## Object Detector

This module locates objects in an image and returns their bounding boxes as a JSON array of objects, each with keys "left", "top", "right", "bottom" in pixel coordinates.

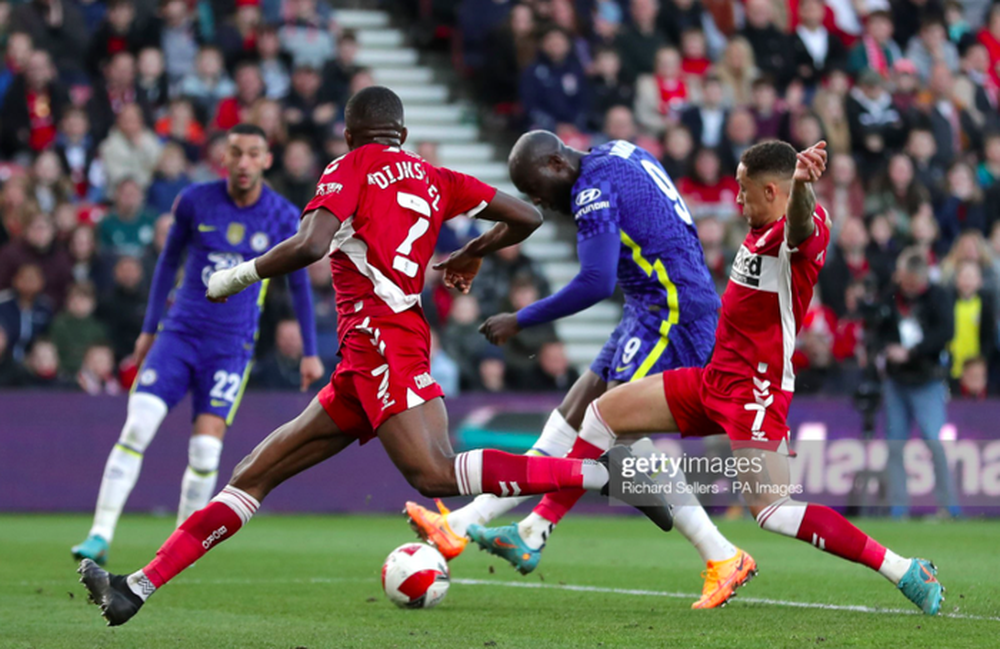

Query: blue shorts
[
  {"left": 133, "top": 329, "right": 255, "bottom": 424},
  {"left": 590, "top": 307, "right": 717, "bottom": 384}
]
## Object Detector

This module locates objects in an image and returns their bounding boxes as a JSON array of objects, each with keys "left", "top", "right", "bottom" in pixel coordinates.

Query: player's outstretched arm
[
  {"left": 434, "top": 191, "right": 542, "bottom": 294},
  {"left": 207, "top": 208, "right": 341, "bottom": 301},
  {"left": 786, "top": 141, "right": 827, "bottom": 248}
]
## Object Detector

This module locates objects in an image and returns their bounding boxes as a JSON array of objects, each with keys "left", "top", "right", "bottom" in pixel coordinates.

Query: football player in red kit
[
  {"left": 515, "top": 139, "right": 946, "bottom": 616},
  {"left": 76, "top": 86, "right": 673, "bottom": 626}
]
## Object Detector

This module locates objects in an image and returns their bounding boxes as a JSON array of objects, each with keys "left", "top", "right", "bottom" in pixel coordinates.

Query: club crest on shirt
[
  {"left": 226, "top": 223, "right": 246, "bottom": 246},
  {"left": 251, "top": 232, "right": 269, "bottom": 252},
  {"left": 139, "top": 369, "right": 157, "bottom": 386}
]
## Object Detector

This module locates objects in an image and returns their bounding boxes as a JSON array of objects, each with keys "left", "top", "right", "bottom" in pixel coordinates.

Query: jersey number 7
[{"left": 393, "top": 191, "right": 433, "bottom": 278}]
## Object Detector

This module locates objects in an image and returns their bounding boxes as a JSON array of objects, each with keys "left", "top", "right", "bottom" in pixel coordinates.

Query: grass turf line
[{"left": 1, "top": 514, "right": 997, "bottom": 648}]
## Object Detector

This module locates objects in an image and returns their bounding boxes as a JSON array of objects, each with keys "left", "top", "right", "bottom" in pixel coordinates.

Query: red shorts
[
  {"left": 662, "top": 366, "right": 792, "bottom": 453},
  {"left": 318, "top": 309, "right": 444, "bottom": 444}
]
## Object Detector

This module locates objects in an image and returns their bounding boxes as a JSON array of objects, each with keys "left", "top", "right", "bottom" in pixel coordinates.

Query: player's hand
[
  {"left": 134, "top": 333, "right": 156, "bottom": 368},
  {"left": 206, "top": 269, "right": 235, "bottom": 303},
  {"left": 479, "top": 312, "right": 520, "bottom": 345},
  {"left": 207, "top": 261, "right": 259, "bottom": 302},
  {"left": 433, "top": 247, "right": 483, "bottom": 294},
  {"left": 299, "top": 355, "right": 324, "bottom": 392},
  {"left": 794, "top": 141, "right": 828, "bottom": 183}
]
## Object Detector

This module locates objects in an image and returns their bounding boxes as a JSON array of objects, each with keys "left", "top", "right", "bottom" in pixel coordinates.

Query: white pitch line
[{"left": 452, "top": 578, "right": 1000, "bottom": 623}]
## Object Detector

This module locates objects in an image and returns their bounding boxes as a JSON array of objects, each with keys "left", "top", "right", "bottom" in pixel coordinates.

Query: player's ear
[
  {"left": 344, "top": 128, "right": 354, "bottom": 150},
  {"left": 263, "top": 151, "right": 273, "bottom": 171},
  {"left": 399, "top": 127, "right": 408, "bottom": 146}
]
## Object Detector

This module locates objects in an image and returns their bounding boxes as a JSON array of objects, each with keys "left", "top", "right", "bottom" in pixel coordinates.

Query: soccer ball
[{"left": 381, "top": 543, "right": 450, "bottom": 609}]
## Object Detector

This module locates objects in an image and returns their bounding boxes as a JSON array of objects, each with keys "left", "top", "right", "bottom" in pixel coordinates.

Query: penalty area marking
[{"left": 452, "top": 578, "right": 1000, "bottom": 623}]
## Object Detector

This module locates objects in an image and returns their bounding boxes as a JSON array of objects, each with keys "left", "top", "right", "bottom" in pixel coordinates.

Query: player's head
[
  {"left": 736, "top": 140, "right": 797, "bottom": 228},
  {"left": 225, "top": 123, "right": 272, "bottom": 194},
  {"left": 344, "top": 86, "right": 406, "bottom": 149},
  {"left": 508, "top": 130, "right": 581, "bottom": 215}
]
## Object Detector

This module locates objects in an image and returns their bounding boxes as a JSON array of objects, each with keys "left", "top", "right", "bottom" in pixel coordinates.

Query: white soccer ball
[{"left": 381, "top": 543, "right": 450, "bottom": 609}]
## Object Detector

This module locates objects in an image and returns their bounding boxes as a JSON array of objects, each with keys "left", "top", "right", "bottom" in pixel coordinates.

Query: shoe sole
[
  {"left": 404, "top": 507, "right": 465, "bottom": 561},
  {"left": 693, "top": 560, "right": 760, "bottom": 610},
  {"left": 470, "top": 533, "right": 538, "bottom": 575},
  {"left": 77, "top": 559, "right": 116, "bottom": 626}
]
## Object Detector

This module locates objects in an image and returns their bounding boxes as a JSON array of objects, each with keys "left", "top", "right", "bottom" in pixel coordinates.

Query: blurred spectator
[
  {"left": 976, "top": 5, "right": 1000, "bottom": 76},
  {"left": 680, "top": 74, "right": 727, "bottom": 148},
  {"left": 155, "top": 98, "right": 207, "bottom": 161},
  {"left": 792, "top": 0, "right": 848, "bottom": 90},
  {"left": 679, "top": 27, "right": 711, "bottom": 80},
  {"left": 715, "top": 36, "right": 758, "bottom": 106},
  {"left": 100, "top": 103, "right": 163, "bottom": 191},
  {"left": 521, "top": 27, "right": 589, "bottom": 132},
  {"left": 958, "top": 356, "right": 989, "bottom": 399},
  {"left": 936, "top": 162, "right": 987, "bottom": 251},
  {"left": 905, "top": 127, "right": 946, "bottom": 203},
  {"left": 99, "top": 177, "right": 157, "bottom": 257},
  {"left": 252, "top": 318, "right": 307, "bottom": 390},
  {"left": 218, "top": 0, "right": 261, "bottom": 69},
  {"left": 635, "top": 46, "right": 687, "bottom": 136},
  {"left": 659, "top": 0, "right": 721, "bottom": 52},
  {"left": 77, "top": 343, "right": 122, "bottom": 394},
  {"left": 503, "top": 276, "right": 558, "bottom": 383},
  {"left": 88, "top": 50, "right": 138, "bottom": 142},
  {"left": 749, "top": 76, "right": 786, "bottom": 140},
  {"left": 520, "top": 340, "right": 579, "bottom": 391},
  {"left": 10, "top": 0, "right": 88, "bottom": 79},
  {"left": 483, "top": 4, "right": 534, "bottom": 108},
  {"left": 944, "top": 1, "right": 972, "bottom": 43},
  {"left": 54, "top": 108, "right": 101, "bottom": 201},
  {"left": 589, "top": 47, "right": 634, "bottom": 131},
  {"left": 21, "top": 337, "right": 65, "bottom": 388},
  {"left": 146, "top": 143, "right": 192, "bottom": 215},
  {"left": 475, "top": 346, "right": 507, "bottom": 393},
  {"left": 457, "top": 0, "right": 513, "bottom": 73},
  {"left": 86, "top": 0, "right": 144, "bottom": 78},
  {"left": 28, "top": 150, "right": 74, "bottom": 214},
  {"left": 444, "top": 293, "right": 489, "bottom": 390},
  {"left": 697, "top": 216, "right": 732, "bottom": 295},
  {"left": 190, "top": 132, "right": 229, "bottom": 183},
  {"left": 283, "top": 62, "right": 337, "bottom": 144},
  {"left": 0, "top": 263, "right": 52, "bottom": 362},
  {"left": 940, "top": 230, "right": 998, "bottom": 299},
  {"left": 0, "top": 328, "right": 21, "bottom": 387},
  {"left": 717, "top": 107, "right": 757, "bottom": 173},
  {"left": 865, "top": 153, "right": 930, "bottom": 238},
  {"left": 305, "top": 258, "right": 338, "bottom": 366},
  {"left": 156, "top": 0, "right": 203, "bottom": 86},
  {"left": 740, "top": 0, "right": 792, "bottom": 88},
  {"left": 142, "top": 214, "right": 173, "bottom": 283},
  {"left": 953, "top": 40, "right": 999, "bottom": 135},
  {"left": 550, "top": 0, "right": 590, "bottom": 71},
  {"left": 919, "top": 62, "right": 974, "bottom": 167},
  {"left": 678, "top": 147, "right": 739, "bottom": 220},
  {"left": 905, "top": 17, "right": 960, "bottom": 83},
  {"left": 814, "top": 154, "right": 865, "bottom": 230},
  {"left": 429, "top": 329, "right": 459, "bottom": 397},
  {"left": 473, "top": 242, "right": 550, "bottom": 316},
  {"left": 268, "top": 138, "right": 316, "bottom": 209},
  {"left": 214, "top": 62, "right": 264, "bottom": 130},
  {"left": 98, "top": 254, "right": 146, "bottom": 361},
  {"left": 322, "top": 29, "right": 359, "bottom": 106},
  {"left": 889, "top": 58, "right": 921, "bottom": 114},
  {"left": 1, "top": 49, "right": 68, "bottom": 156},
  {"left": 819, "top": 217, "right": 871, "bottom": 318},
  {"left": 256, "top": 25, "right": 291, "bottom": 100},
  {"left": 135, "top": 47, "right": 169, "bottom": 118},
  {"left": 599, "top": 105, "right": 659, "bottom": 153},
  {"left": 0, "top": 212, "right": 72, "bottom": 308},
  {"left": 179, "top": 45, "right": 235, "bottom": 122},
  {"left": 846, "top": 69, "right": 908, "bottom": 179},
  {"left": 0, "top": 33, "right": 34, "bottom": 107},
  {"left": 868, "top": 212, "right": 904, "bottom": 284},
  {"left": 948, "top": 260, "right": 995, "bottom": 386},
  {"left": 67, "top": 225, "right": 111, "bottom": 291},
  {"left": 279, "top": 0, "right": 335, "bottom": 69},
  {"left": 660, "top": 124, "right": 694, "bottom": 179},
  {"left": 847, "top": 10, "right": 902, "bottom": 76},
  {"left": 977, "top": 131, "right": 1000, "bottom": 189},
  {"left": 909, "top": 203, "right": 945, "bottom": 268},
  {"left": 615, "top": 0, "right": 667, "bottom": 84},
  {"left": 877, "top": 248, "right": 958, "bottom": 519},
  {"left": 793, "top": 293, "right": 838, "bottom": 394}
]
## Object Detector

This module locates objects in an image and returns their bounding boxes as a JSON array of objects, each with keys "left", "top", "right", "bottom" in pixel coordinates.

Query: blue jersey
[
  {"left": 143, "top": 181, "right": 307, "bottom": 344},
  {"left": 571, "top": 140, "right": 720, "bottom": 325}
]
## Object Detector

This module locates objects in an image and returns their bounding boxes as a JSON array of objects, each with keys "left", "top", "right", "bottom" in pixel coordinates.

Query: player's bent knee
[
  {"left": 119, "top": 392, "right": 169, "bottom": 452},
  {"left": 754, "top": 496, "right": 807, "bottom": 537}
]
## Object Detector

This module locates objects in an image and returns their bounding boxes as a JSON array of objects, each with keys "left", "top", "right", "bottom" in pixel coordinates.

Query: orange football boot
[
  {"left": 691, "top": 548, "right": 758, "bottom": 609},
  {"left": 405, "top": 499, "right": 468, "bottom": 561}
]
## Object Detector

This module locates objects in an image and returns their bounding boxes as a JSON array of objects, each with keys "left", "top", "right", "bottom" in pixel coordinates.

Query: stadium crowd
[{"left": 3, "top": 0, "right": 1000, "bottom": 400}]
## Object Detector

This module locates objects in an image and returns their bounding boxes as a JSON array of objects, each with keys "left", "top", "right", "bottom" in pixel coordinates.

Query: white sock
[
  {"left": 878, "top": 549, "right": 911, "bottom": 585},
  {"left": 177, "top": 435, "right": 224, "bottom": 527},
  {"left": 89, "top": 394, "right": 167, "bottom": 542},
  {"left": 517, "top": 512, "right": 554, "bottom": 550},
  {"left": 580, "top": 459, "right": 610, "bottom": 490},
  {"left": 127, "top": 570, "right": 156, "bottom": 602},
  {"left": 630, "top": 438, "right": 737, "bottom": 563},
  {"left": 447, "top": 410, "right": 579, "bottom": 536}
]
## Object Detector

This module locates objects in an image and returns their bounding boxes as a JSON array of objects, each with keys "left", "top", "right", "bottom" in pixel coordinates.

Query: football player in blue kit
[
  {"left": 72, "top": 124, "right": 322, "bottom": 565},
  {"left": 408, "top": 131, "right": 756, "bottom": 609}
]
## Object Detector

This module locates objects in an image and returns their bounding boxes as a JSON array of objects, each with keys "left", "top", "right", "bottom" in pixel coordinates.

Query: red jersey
[
  {"left": 303, "top": 143, "right": 497, "bottom": 336},
  {"left": 709, "top": 205, "right": 831, "bottom": 393}
]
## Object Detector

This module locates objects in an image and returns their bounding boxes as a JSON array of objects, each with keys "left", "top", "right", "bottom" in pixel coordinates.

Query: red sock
[
  {"left": 795, "top": 503, "right": 886, "bottom": 570},
  {"left": 142, "top": 486, "right": 259, "bottom": 588},
  {"left": 455, "top": 449, "right": 586, "bottom": 496},
  {"left": 533, "top": 437, "right": 605, "bottom": 525}
]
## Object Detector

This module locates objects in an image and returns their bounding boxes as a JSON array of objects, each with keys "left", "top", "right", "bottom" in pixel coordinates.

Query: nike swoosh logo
[
  {"left": 198, "top": 225, "right": 217, "bottom": 232},
  {"left": 615, "top": 364, "right": 633, "bottom": 373},
  {"left": 493, "top": 540, "right": 516, "bottom": 549}
]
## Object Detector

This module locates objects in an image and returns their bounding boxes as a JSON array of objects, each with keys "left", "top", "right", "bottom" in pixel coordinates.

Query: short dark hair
[
  {"left": 897, "top": 246, "right": 929, "bottom": 275},
  {"left": 740, "top": 141, "right": 797, "bottom": 179},
  {"left": 345, "top": 85, "right": 404, "bottom": 131},
  {"left": 229, "top": 123, "right": 268, "bottom": 141}
]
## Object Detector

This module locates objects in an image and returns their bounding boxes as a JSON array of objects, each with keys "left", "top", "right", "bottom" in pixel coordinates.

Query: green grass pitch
[{"left": 1, "top": 513, "right": 998, "bottom": 648}]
